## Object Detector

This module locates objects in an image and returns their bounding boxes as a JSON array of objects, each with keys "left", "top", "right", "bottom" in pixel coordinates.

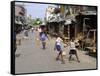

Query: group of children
[
  {"left": 54, "top": 35, "right": 80, "bottom": 64},
  {"left": 37, "top": 27, "right": 80, "bottom": 64}
]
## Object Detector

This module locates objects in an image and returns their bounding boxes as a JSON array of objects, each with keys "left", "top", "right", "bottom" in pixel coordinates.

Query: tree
[{"left": 32, "top": 18, "right": 42, "bottom": 26}]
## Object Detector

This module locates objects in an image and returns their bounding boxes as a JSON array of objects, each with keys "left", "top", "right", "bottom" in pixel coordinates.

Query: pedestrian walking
[
  {"left": 40, "top": 32, "right": 48, "bottom": 49},
  {"left": 31, "top": 27, "right": 34, "bottom": 33},
  {"left": 69, "top": 38, "right": 80, "bottom": 63},
  {"left": 54, "top": 36, "right": 65, "bottom": 64}
]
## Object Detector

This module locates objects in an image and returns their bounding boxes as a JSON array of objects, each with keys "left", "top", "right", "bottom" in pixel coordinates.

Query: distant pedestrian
[
  {"left": 31, "top": 27, "right": 34, "bottom": 33},
  {"left": 69, "top": 38, "right": 80, "bottom": 63},
  {"left": 54, "top": 36, "right": 65, "bottom": 64}
]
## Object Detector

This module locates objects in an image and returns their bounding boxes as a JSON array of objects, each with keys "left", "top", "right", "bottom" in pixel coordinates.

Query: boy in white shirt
[{"left": 69, "top": 38, "right": 80, "bottom": 63}]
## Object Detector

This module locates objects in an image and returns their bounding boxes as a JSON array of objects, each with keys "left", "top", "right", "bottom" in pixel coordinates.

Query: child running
[{"left": 54, "top": 35, "right": 65, "bottom": 64}]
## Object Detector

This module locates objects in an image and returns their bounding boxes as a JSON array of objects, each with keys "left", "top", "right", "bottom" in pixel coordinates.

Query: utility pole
[{"left": 82, "top": 18, "right": 90, "bottom": 51}]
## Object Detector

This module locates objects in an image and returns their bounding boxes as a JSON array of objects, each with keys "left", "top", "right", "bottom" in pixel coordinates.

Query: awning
[{"left": 47, "top": 13, "right": 64, "bottom": 23}]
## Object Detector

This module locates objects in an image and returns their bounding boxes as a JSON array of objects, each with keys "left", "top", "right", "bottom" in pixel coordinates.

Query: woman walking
[{"left": 40, "top": 32, "right": 48, "bottom": 49}]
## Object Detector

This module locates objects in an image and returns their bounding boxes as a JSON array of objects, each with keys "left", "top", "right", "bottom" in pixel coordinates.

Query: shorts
[
  {"left": 56, "top": 45, "right": 61, "bottom": 51},
  {"left": 69, "top": 49, "right": 76, "bottom": 54}
]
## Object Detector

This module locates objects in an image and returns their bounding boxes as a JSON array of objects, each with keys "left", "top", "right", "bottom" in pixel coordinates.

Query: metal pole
[{"left": 82, "top": 18, "right": 90, "bottom": 51}]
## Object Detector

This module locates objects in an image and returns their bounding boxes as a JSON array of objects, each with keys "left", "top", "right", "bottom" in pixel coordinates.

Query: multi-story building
[
  {"left": 45, "top": 6, "right": 65, "bottom": 36},
  {"left": 15, "top": 4, "right": 27, "bottom": 34},
  {"left": 45, "top": 5, "right": 97, "bottom": 42}
]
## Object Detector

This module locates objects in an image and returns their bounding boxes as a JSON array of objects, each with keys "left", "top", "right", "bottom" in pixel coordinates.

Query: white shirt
[
  {"left": 70, "top": 41, "right": 76, "bottom": 50},
  {"left": 56, "top": 37, "right": 62, "bottom": 46}
]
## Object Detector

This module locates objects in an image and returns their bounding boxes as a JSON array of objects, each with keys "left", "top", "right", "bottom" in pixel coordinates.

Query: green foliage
[{"left": 32, "top": 18, "right": 42, "bottom": 26}]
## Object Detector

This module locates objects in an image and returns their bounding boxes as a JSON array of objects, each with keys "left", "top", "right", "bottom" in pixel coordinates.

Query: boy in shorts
[{"left": 69, "top": 38, "right": 80, "bottom": 63}]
